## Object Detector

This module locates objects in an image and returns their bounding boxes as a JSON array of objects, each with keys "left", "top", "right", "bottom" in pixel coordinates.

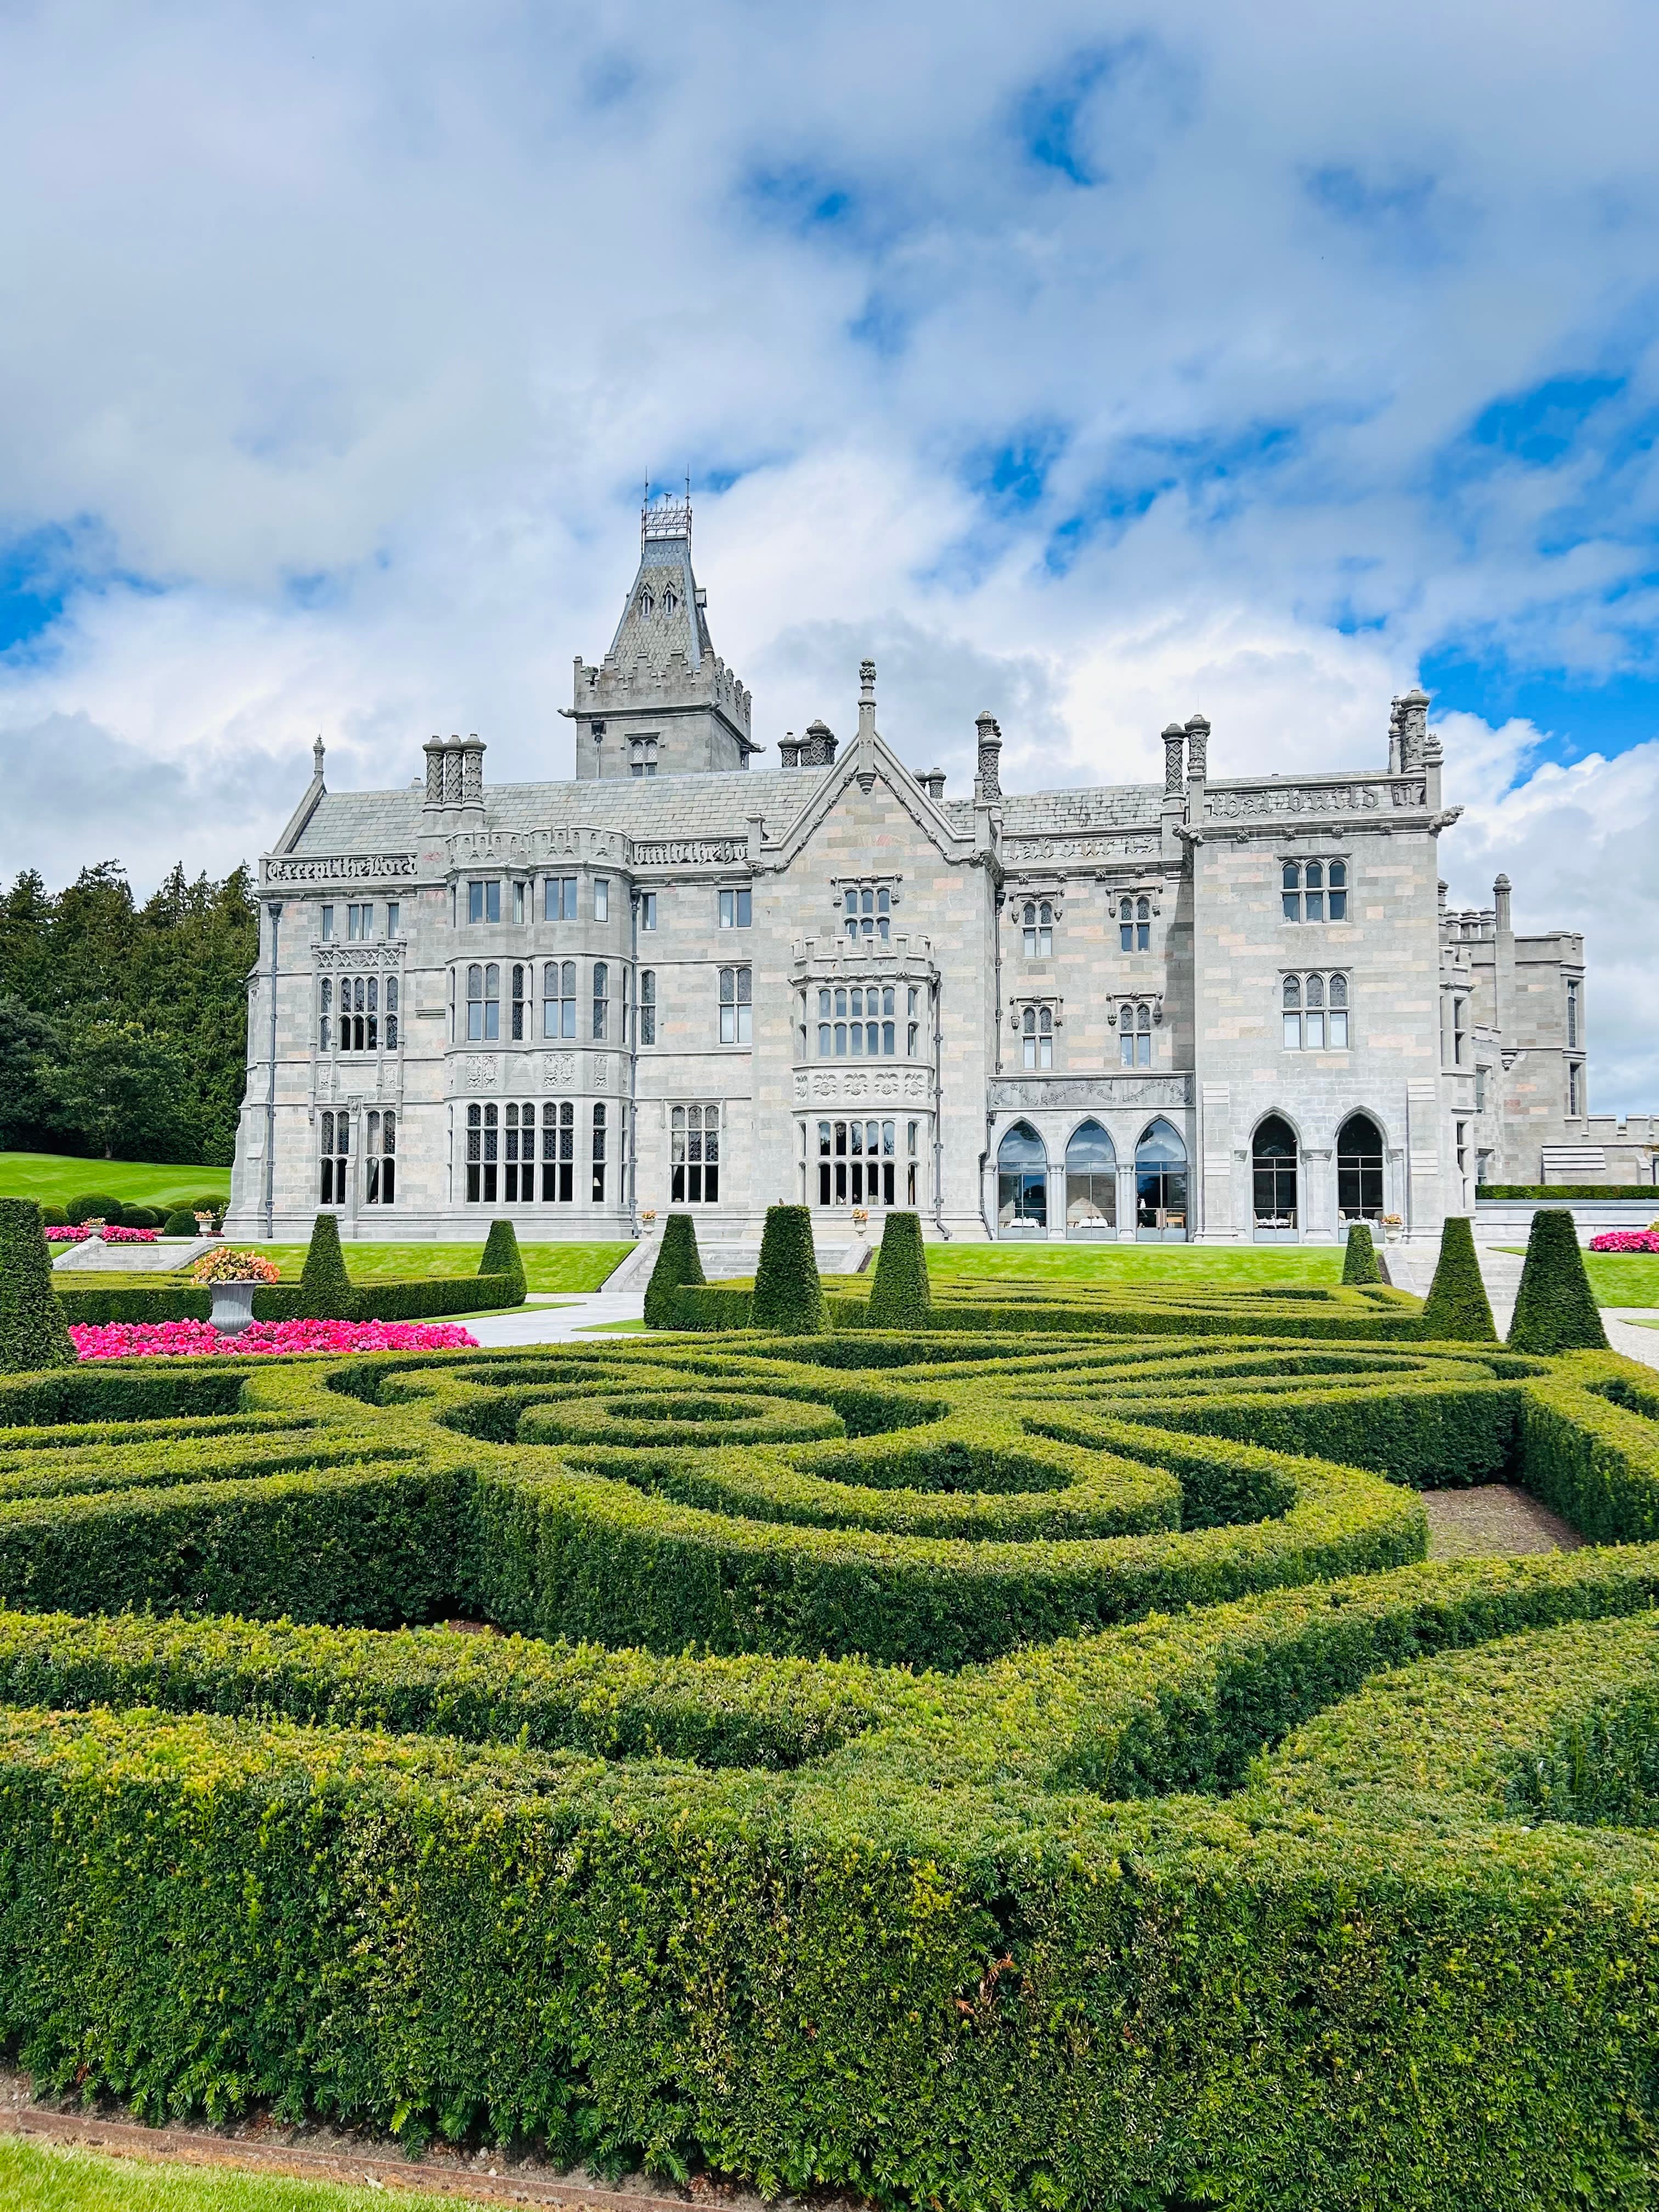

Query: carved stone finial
[
  {"left": 312, "top": 734, "right": 326, "bottom": 779},
  {"left": 857, "top": 659, "right": 877, "bottom": 743}
]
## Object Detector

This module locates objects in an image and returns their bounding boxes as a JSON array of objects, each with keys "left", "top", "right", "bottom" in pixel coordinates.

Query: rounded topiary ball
[
  {"left": 65, "top": 1193, "right": 125, "bottom": 1227},
  {"left": 163, "top": 1209, "right": 201, "bottom": 1238}
]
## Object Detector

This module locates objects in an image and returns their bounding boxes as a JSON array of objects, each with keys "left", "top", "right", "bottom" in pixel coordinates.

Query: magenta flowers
[
  {"left": 1588, "top": 1230, "right": 1659, "bottom": 1253},
  {"left": 45, "top": 1224, "right": 161, "bottom": 1244},
  {"left": 70, "top": 1318, "right": 479, "bottom": 1361}
]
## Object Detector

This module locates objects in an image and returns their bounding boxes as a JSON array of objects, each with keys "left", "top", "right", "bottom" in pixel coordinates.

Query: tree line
[{"left": 0, "top": 861, "right": 257, "bottom": 1166}]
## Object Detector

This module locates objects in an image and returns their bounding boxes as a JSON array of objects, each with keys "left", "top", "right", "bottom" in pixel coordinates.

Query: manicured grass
[
  {"left": 247, "top": 1242, "right": 633, "bottom": 1294},
  {"left": 0, "top": 1152, "right": 230, "bottom": 1212},
  {"left": 0, "top": 2135, "right": 490, "bottom": 2211},
  {"left": 1494, "top": 1249, "right": 1659, "bottom": 1309},
  {"left": 924, "top": 1242, "right": 1346, "bottom": 1285}
]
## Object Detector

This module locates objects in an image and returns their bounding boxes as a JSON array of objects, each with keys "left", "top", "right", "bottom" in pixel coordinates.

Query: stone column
[{"left": 1302, "top": 1146, "right": 1334, "bottom": 1241}]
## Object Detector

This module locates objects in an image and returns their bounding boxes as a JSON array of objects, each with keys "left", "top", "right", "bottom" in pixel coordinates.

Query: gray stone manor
[{"left": 226, "top": 495, "right": 1650, "bottom": 1245}]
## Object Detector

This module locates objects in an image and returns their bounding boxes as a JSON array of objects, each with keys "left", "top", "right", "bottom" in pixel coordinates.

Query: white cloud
[{"left": 2, "top": 0, "right": 1658, "bottom": 1102}]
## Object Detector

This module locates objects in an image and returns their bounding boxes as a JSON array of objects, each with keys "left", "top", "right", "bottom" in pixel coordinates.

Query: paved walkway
[{"left": 465, "top": 1294, "right": 644, "bottom": 1346}]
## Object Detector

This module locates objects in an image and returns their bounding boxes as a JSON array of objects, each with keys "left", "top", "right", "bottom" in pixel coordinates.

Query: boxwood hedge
[{"left": 1, "top": 1306, "right": 1658, "bottom": 2206}]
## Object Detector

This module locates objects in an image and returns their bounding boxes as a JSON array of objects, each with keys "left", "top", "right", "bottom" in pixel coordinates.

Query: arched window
[
  {"left": 1065, "top": 1120, "right": 1116, "bottom": 1237},
  {"left": 1338, "top": 1111, "right": 1385, "bottom": 1224},
  {"left": 1022, "top": 900, "right": 1053, "bottom": 957},
  {"left": 1120, "top": 1003, "right": 1153, "bottom": 1067},
  {"left": 1135, "top": 1119, "right": 1187, "bottom": 1240},
  {"left": 639, "top": 590, "right": 654, "bottom": 617},
  {"left": 662, "top": 588, "right": 677, "bottom": 615},
  {"left": 1252, "top": 1114, "right": 1299, "bottom": 1238},
  {"left": 997, "top": 1121, "right": 1048, "bottom": 1234},
  {"left": 1020, "top": 1004, "right": 1053, "bottom": 1069},
  {"left": 1119, "top": 896, "right": 1150, "bottom": 953}
]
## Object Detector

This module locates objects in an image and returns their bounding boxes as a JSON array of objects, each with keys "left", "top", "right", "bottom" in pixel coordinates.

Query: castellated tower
[{"left": 567, "top": 492, "right": 755, "bottom": 779}]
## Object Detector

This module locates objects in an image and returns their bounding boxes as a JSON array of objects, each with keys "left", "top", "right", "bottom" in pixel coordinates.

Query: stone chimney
[
  {"left": 974, "top": 711, "right": 1002, "bottom": 801},
  {"left": 422, "top": 733, "right": 486, "bottom": 811},
  {"left": 1493, "top": 873, "right": 1512, "bottom": 933},
  {"left": 919, "top": 768, "right": 946, "bottom": 803},
  {"left": 778, "top": 731, "right": 801, "bottom": 770},
  {"left": 1396, "top": 687, "right": 1430, "bottom": 772},
  {"left": 1161, "top": 722, "right": 1186, "bottom": 795},
  {"left": 799, "top": 719, "right": 838, "bottom": 767},
  {"left": 1183, "top": 712, "right": 1209, "bottom": 785}
]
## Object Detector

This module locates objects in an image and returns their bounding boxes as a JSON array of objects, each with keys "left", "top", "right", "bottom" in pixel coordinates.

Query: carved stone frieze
[
  {"left": 264, "top": 854, "right": 416, "bottom": 884},
  {"left": 1002, "top": 834, "right": 1159, "bottom": 862},
  {"left": 312, "top": 943, "right": 405, "bottom": 971},
  {"left": 988, "top": 1074, "right": 1193, "bottom": 1112},
  {"left": 633, "top": 837, "right": 749, "bottom": 867}
]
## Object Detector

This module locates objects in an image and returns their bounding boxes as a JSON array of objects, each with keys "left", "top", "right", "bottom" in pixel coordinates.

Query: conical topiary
[
  {"left": 1508, "top": 1209, "right": 1610, "bottom": 1354},
  {"left": 1341, "top": 1222, "right": 1381, "bottom": 1285},
  {"left": 296, "top": 1211, "right": 354, "bottom": 1320},
  {"left": 868, "top": 1211, "right": 932, "bottom": 1327},
  {"left": 0, "top": 1199, "right": 75, "bottom": 1373},
  {"left": 751, "top": 1205, "right": 827, "bottom": 1334},
  {"left": 479, "top": 1217, "right": 527, "bottom": 1304},
  {"left": 1419, "top": 1216, "right": 1498, "bottom": 1342},
  {"left": 645, "top": 1214, "right": 706, "bottom": 1330}
]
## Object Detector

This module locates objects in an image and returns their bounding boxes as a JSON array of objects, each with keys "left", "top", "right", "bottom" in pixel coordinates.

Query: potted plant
[
  {"left": 189, "top": 1247, "right": 280, "bottom": 1335},
  {"left": 1383, "top": 1212, "right": 1404, "bottom": 1245}
]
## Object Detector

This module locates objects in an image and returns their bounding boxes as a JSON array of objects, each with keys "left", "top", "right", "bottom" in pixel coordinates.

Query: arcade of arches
[{"left": 993, "top": 1109, "right": 1387, "bottom": 1242}]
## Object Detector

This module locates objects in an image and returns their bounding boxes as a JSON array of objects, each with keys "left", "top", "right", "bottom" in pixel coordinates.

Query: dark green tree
[
  {"left": 479, "top": 1218, "right": 527, "bottom": 1304},
  {"left": 1508, "top": 1210, "right": 1610, "bottom": 1354},
  {"left": 868, "top": 1211, "right": 932, "bottom": 1327},
  {"left": 1419, "top": 1216, "right": 1498, "bottom": 1342},
  {"left": 645, "top": 1215, "right": 706, "bottom": 1329},
  {"left": 1341, "top": 1222, "right": 1381, "bottom": 1285},
  {"left": 0, "top": 1199, "right": 74, "bottom": 1373},
  {"left": 41, "top": 1020, "right": 187, "bottom": 1161},
  {"left": 751, "top": 1206, "right": 826, "bottom": 1335},
  {"left": 0, "top": 994, "right": 61, "bottom": 1150},
  {"left": 296, "top": 1212, "right": 354, "bottom": 1319}
]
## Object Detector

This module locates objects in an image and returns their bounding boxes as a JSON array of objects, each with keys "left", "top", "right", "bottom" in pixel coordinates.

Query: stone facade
[{"left": 226, "top": 507, "right": 1652, "bottom": 1245}]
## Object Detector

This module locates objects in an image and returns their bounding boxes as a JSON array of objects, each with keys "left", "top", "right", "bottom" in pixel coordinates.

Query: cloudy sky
[{"left": 2, "top": 1, "right": 1657, "bottom": 1104}]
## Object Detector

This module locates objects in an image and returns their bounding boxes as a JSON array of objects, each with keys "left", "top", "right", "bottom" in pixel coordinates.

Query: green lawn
[
  {"left": 247, "top": 1241, "right": 632, "bottom": 1294},
  {"left": 0, "top": 1151, "right": 230, "bottom": 1212},
  {"left": 0, "top": 2135, "right": 490, "bottom": 2211},
  {"left": 1495, "top": 1249, "right": 1659, "bottom": 1309},
  {"left": 924, "top": 1242, "right": 1347, "bottom": 1286}
]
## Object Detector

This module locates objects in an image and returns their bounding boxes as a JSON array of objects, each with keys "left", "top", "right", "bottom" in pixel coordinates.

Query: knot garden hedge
[{"left": 4, "top": 1293, "right": 1659, "bottom": 2205}]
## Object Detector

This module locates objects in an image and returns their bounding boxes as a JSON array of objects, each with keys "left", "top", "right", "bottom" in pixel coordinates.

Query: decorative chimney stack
[
  {"left": 919, "top": 768, "right": 946, "bottom": 803},
  {"left": 422, "top": 733, "right": 486, "bottom": 811},
  {"left": 799, "top": 720, "right": 838, "bottom": 768},
  {"left": 1161, "top": 722, "right": 1186, "bottom": 795},
  {"left": 1395, "top": 687, "right": 1430, "bottom": 772},
  {"left": 1493, "top": 873, "right": 1512, "bottom": 933},
  {"left": 778, "top": 731, "right": 801, "bottom": 770},
  {"left": 974, "top": 711, "right": 1002, "bottom": 801},
  {"left": 1183, "top": 712, "right": 1209, "bottom": 785}
]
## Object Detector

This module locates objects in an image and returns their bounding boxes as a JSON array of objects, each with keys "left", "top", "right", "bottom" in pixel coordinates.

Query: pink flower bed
[
  {"left": 1589, "top": 1229, "right": 1659, "bottom": 1254},
  {"left": 44, "top": 1224, "right": 159, "bottom": 1244},
  {"left": 71, "top": 1318, "right": 479, "bottom": 1361}
]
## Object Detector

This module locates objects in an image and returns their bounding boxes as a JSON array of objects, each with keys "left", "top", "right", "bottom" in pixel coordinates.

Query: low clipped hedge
[
  {"left": 1480, "top": 1183, "right": 1658, "bottom": 1201},
  {"left": 2, "top": 1319, "right": 1659, "bottom": 2202},
  {"left": 53, "top": 1272, "right": 524, "bottom": 1327}
]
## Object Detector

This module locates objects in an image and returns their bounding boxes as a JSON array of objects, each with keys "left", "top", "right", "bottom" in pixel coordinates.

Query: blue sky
[{"left": 1, "top": 0, "right": 1657, "bottom": 1101}]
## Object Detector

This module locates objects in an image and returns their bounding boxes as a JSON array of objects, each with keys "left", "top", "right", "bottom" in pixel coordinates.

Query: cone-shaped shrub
[
  {"left": 1418, "top": 1216, "right": 1498, "bottom": 1342},
  {"left": 296, "top": 1212, "right": 354, "bottom": 1320},
  {"left": 479, "top": 1218, "right": 527, "bottom": 1303},
  {"left": 0, "top": 1200, "right": 74, "bottom": 1373},
  {"left": 751, "top": 1205, "right": 826, "bottom": 1334},
  {"left": 1508, "top": 1209, "right": 1610, "bottom": 1353},
  {"left": 868, "top": 1211, "right": 932, "bottom": 1327},
  {"left": 645, "top": 1215, "right": 706, "bottom": 1329},
  {"left": 1341, "top": 1222, "right": 1381, "bottom": 1285}
]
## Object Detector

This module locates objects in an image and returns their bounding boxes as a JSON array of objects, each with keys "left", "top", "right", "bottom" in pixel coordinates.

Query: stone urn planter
[{"left": 208, "top": 1280, "right": 258, "bottom": 1336}]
